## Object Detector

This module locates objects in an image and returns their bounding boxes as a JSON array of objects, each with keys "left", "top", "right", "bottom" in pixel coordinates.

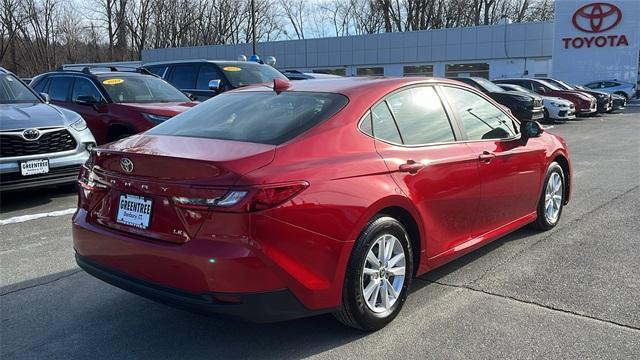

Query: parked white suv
[{"left": 0, "top": 67, "right": 95, "bottom": 191}]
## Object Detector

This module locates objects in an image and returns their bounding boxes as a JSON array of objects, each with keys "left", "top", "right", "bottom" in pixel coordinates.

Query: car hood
[
  {"left": 490, "top": 90, "right": 534, "bottom": 103},
  {"left": 553, "top": 89, "right": 594, "bottom": 100},
  {"left": 118, "top": 102, "right": 197, "bottom": 116},
  {"left": 0, "top": 102, "right": 75, "bottom": 130}
]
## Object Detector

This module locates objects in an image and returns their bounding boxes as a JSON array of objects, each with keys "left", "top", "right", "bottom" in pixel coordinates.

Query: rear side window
[
  {"left": 48, "top": 77, "right": 73, "bottom": 101},
  {"left": 442, "top": 86, "right": 516, "bottom": 141},
  {"left": 148, "top": 92, "right": 348, "bottom": 145},
  {"left": 170, "top": 65, "right": 198, "bottom": 89},
  {"left": 371, "top": 102, "right": 402, "bottom": 144},
  {"left": 145, "top": 65, "right": 168, "bottom": 78},
  {"left": 386, "top": 87, "right": 455, "bottom": 145}
]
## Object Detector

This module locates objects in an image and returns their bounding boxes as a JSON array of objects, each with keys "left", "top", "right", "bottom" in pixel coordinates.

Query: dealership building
[{"left": 141, "top": 0, "right": 640, "bottom": 85}]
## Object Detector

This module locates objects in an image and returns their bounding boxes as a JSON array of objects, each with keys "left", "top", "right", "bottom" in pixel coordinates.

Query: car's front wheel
[
  {"left": 531, "top": 162, "right": 565, "bottom": 230},
  {"left": 334, "top": 215, "right": 413, "bottom": 331}
]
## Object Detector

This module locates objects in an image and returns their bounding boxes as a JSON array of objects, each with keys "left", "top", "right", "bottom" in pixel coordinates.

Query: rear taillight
[
  {"left": 171, "top": 182, "right": 308, "bottom": 212},
  {"left": 247, "top": 183, "right": 308, "bottom": 212}
]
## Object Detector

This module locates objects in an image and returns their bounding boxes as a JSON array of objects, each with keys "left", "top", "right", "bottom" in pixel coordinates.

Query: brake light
[
  {"left": 172, "top": 182, "right": 308, "bottom": 212},
  {"left": 248, "top": 183, "right": 308, "bottom": 211}
]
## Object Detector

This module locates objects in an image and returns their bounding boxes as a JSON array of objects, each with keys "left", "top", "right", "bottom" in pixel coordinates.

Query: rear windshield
[
  {"left": 0, "top": 74, "right": 40, "bottom": 104},
  {"left": 217, "top": 62, "right": 288, "bottom": 88},
  {"left": 98, "top": 75, "right": 189, "bottom": 103},
  {"left": 148, "top": 91, "right": 348, "bottom": 145}
]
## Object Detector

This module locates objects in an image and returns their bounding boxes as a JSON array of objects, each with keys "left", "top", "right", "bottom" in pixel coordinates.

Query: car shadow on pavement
[
  {"left": 1, "top": 227, "right": 538, "bottom": 359},
  {"left": 0, "top": 184, "right": 77, "bottom": 214}
]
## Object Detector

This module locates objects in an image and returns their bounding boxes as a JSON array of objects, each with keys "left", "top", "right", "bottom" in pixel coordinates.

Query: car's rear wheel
[
  {"left": 333, "top": 215, "right": 413, "bottom": 331},
  {"left": 531, "top": 162, "right": 565, "bottom": 230}
]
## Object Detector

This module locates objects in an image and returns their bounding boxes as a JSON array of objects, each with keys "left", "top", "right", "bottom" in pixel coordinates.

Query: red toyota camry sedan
[{"left": 73, "top": 77, "right": 571, "bottom": 330}]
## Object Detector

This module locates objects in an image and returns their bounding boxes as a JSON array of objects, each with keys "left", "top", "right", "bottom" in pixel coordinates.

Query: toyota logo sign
[
  {"left": 120, "top": 158, "right": 134, "bottom": 173},
  {"left": 572, "top": 2, "right": 622, "bottom": 33},
  {"left": 22, "top": 128, "right": 41, "bottom": 141}
]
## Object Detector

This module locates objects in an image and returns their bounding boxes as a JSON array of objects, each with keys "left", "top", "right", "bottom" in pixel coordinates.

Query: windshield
[
  {"left": 99, "top": 75, "right": 190, "bottom": 103},
  {"left": 536, "top": 79, "right": 562, "bottom": 91},
  {"left": 218, "top": 62, "right": 288, "bottom": 88},
  {"left": 148, "top": 91, "right": 348, "bottom": 145},
  {"left": 548, "top": 79, "right": 573, "bottom": 90},
  {"left": 0, "top": 74, "right": 40, "bottom": 104},
  {"left": 474, "top": 78, "right": 506, "bottom": 93},
  {"left": 503, "top": 84, "right": 532, "bottom": 93}
]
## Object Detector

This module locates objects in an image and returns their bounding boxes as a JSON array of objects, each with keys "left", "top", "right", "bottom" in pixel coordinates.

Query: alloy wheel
[
  {"left": 361, "top": 234, "right": 406, "bottom": 313},
  {"left": 544, "top": 172, "right": 563, "bottom": 224}
]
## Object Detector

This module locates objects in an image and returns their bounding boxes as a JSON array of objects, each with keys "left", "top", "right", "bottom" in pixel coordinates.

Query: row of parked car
[{"left": 0, "top": 59, "right": 634, "bottom": 191}]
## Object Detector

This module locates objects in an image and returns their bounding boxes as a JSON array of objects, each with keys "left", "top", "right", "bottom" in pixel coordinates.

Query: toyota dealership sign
[{"left": 552, "top": 0, "right": 639, "bottom": 83}]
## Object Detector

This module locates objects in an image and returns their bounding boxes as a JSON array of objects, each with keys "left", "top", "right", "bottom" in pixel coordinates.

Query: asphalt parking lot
[{"left": 1, "top": 105, "right": 639, "bottom": 359}]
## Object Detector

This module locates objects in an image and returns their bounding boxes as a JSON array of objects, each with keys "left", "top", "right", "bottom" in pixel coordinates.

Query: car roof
[
  {"left": 231, "top": 76, "right": 467, "bottom": 98},
  {"left": 0, "top": 67, "right": 7, "bottom": 74},
  {"left": 143, "top": 59, "right": 267, "bottom": 67}
]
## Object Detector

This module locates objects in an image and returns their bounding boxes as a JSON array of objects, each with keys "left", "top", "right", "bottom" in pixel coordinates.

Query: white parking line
[{"left": 0, "top": 208, "right": 77, "bottom": 225}]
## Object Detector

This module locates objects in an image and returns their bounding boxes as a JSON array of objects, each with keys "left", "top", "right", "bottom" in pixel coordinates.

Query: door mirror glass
[
  {"left": 40, "top": 92, "right": 50, "bottom": 103},
  {"left": 537, "top": 86, "right": 546, "bottom": 94},
  {"left": 208, "top": 79, "right": 222, "bottom": 92},
  {"left": 520, "top": 121, "right": 543, "bottom": 145},
  {"left": 75, "top": 95, "right": 99, "bottom": 105}
]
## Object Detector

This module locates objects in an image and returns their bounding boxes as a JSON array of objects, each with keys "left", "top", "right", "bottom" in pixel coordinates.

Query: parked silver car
[
  {"left": 0, "top": 67, "right": 95, "bottom": 191},
  {"left": 583, "top": 80, "right": 636, "bottom": 100}
]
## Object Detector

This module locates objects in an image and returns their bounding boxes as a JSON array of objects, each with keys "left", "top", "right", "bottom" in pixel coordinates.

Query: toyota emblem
[
  {"left": 120, "top": 158, "right": 134, "bottom": 173},
  {"left": 22, "top": 128, "right": 41, "bottom": 141},
  {"left": 572, "top": 2, "right": 622, "bottom": 33}
]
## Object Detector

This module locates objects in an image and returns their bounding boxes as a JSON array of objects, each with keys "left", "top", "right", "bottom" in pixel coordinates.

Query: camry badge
[{"left": 120, "top": 158, "right": 134, "bottom": 173}]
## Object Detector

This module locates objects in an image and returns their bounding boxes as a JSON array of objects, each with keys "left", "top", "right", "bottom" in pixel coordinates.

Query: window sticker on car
[
  {"left": 223, "top": 66, "right": 242, "bottom": 72},
  {"left": 103, "top": 78, "right": 124, "bottom": 85}
]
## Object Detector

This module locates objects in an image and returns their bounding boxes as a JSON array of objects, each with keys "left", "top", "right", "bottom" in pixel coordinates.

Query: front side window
[
  {"left": 442, "top": 86, "right": 516, "bottom": 141},
  {"left": 48, "top": 76, "right": 73, "bottom": 101},
  {"left": 148, "top": 91, "right": 348, "bottom": 145},
  {"left": 196, "top": 65, "right": 224, "bottom": 90},
  {"left": 99, "top": 75, "right": 190, "bottom": 103},
  {"left": 0, "top": 74, "right": 40, "bottom": 104},
  {"left": 371, "top": 102, "right": 402, "bottom": 144},
  {"left": 72, "top": 78, "right": 102, "bottom": 102},
  {"left": 385, "top": 87, "right": 455, "bottom": 145}
]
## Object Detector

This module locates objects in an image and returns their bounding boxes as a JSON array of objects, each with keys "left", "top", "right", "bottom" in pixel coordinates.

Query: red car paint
[{"left": 73, "top": 77, "right": 572, "bottom": 319}]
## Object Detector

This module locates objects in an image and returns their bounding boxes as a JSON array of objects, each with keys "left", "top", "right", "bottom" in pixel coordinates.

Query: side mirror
[
  {"left": 208, "top": 79, "right": 222, "bottom": 92},
  {"left": 40, "top": 92, "right": 50, "bottom": 103},
  {"left": 520, "top": 121, "right": 543, "bottom": 145},
  {"left": 75, "top": 95, "right": 99, "bottom": 105},
  {"left": 537, "top": 87, "right": 546, "bottom": 94},
  {"left": 182, "top": 91, "right": 196, "bottom": 101}
]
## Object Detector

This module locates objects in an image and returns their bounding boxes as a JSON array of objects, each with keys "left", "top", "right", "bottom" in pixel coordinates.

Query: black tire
[
  {"left": 333, "top": 215, "right": 414, "bottom": 331},
  {"left": 531, "top": 162, "right": 565, "bottom": 230}
]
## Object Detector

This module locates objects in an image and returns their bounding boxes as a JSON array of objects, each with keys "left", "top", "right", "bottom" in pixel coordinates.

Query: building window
[
  {"left": 403, "top": 65, "right": 433, "bottom": 77},
  {"left": 445, "top": 63, "right": 489, "bottom": 79},
  {"left": 313, "top": 68, "right": 346, "bottom": 76},
  {"left": 356, "top": 67, "right": 384, "bottom": 76}
]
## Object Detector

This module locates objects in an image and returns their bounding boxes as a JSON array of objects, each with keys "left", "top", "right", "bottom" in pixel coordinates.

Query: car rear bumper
[
  {"left": 72, "top": 208, "right": 349, "bottom": 319},
  {"left": 76, "top": 253, "right": 332, "bottom": 322}
]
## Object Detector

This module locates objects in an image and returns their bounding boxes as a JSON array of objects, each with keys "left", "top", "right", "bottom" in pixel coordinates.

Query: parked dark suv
[
  {"left": 30, "top": 66, "right": 197, "bottom": 144},
  {"left": 142, "top": 60, "right": 288, "bottom": 101},
  {"left": 452, "top": 77, "right": 544, "bottom": 121}
]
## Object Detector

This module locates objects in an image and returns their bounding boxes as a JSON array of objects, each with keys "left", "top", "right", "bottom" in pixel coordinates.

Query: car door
[
  {"left": 66, "top": 77, "right": 111, "bottom": 143},
  {"left": 167, "top": 63, "right": 198, "bottom": 98},
  {"left": 192, "top": 64, "right": 227, "bottom": 101},
  {"left": 440, "top": 85, "right": 545, "bottom": 238},
  {"left": 368, "top": 85, "right": 481, "bottom": 258}
]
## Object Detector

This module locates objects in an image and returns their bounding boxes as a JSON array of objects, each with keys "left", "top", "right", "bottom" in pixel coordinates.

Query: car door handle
[
  {"left": 398, "top": 160, "right": 425, "bottom": 174},
  {"left": 478, "top": 151, "right": 496, "bottom": 163}
]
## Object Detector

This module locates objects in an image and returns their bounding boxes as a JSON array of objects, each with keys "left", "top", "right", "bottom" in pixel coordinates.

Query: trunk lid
[{"left": 84, "top": 134, "right": 274, "bottom": 243}]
